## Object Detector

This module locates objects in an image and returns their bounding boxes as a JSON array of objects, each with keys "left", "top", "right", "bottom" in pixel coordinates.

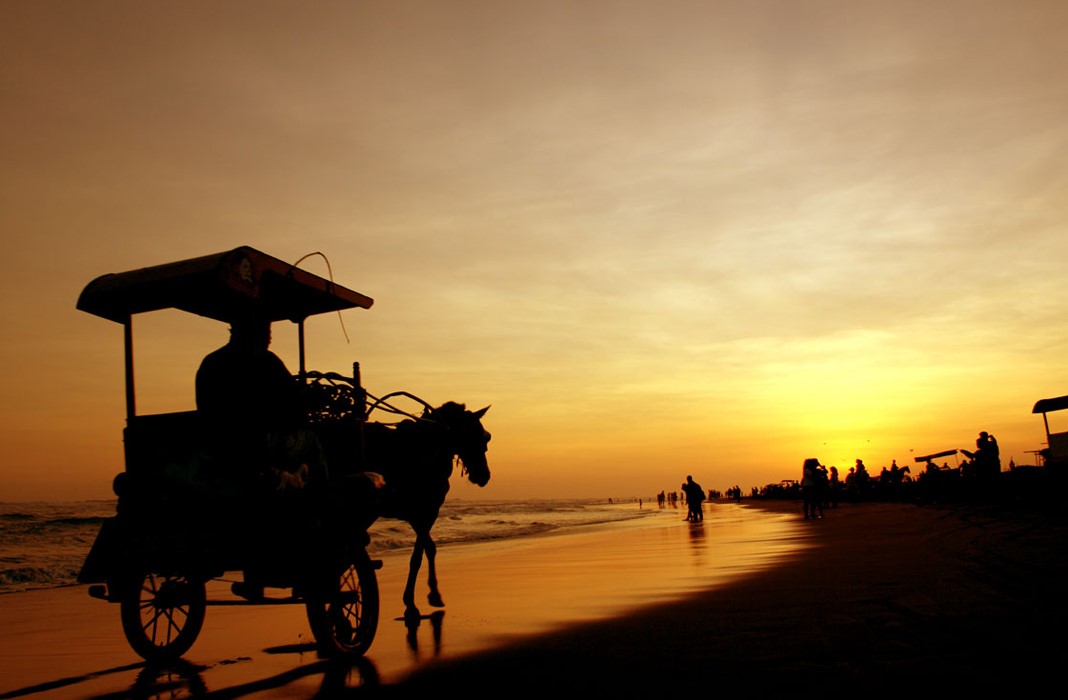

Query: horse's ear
[{"left": 473, "top": 405, "right": 490, "bottom": 419}]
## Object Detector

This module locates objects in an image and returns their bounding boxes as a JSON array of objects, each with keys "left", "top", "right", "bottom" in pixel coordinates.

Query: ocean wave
[
  {"left": 365, "top": 500, "right": 650, "bottom": 553},
  {"left": 0, "top": 498, "right": 642, "bottom": 594},
  {"left": 0, "top": 512, "right": 36, "bottom": 521},
  {"left": 46, "top": 516, "right": 110, "bottom": 527},
  {"left": 0, "top": 565, "right": 82, "bottom": 592}
]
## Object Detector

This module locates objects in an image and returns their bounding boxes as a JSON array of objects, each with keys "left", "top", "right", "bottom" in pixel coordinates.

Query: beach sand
[
  {"left": 399, "top": 498, "right": 1068, "bottom": 696},
  {"left": 2, "top": 499, "right": 1065, "bottom": 697}
]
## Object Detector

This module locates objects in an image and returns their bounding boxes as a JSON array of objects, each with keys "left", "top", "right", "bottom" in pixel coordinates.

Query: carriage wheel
[
  {"left": 305, "top": 556, "right": 379, "bottom": 657},
  {"left": 119, "top": 571, "right": 207, "bottom": 661}
]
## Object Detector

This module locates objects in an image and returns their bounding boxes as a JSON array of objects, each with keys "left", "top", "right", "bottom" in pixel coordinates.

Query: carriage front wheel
[
  {"left": 305, "top": 555, "right": 379, "bottom": 657},
  {"left": 119, "top": 571, "right": 207, "bottom": 661}
]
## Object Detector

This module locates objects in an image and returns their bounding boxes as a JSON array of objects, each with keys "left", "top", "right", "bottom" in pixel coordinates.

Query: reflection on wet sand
[
  {"left": 0, "top": 653, "right": 382, "bottom": 699},
  {"left": 0, "top": 662, "right": 145, "bottom": 700},
  {"left": 403, "top": 610, "right": 446, "bottom": 663},
  {"left": 0, "top": 504, "right": 803, "bottom": 698}
]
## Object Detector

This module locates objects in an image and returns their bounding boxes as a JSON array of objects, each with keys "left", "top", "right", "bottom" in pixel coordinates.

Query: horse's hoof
[
  {"left": 428, "top": 593, "right": 445, "bottom": 608},
  {"left": 404, "top": 605, "right": 422, "bottom": 622}
]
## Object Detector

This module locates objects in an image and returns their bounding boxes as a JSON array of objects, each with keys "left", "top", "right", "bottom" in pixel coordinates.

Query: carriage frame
[{"left": 76, "top": 246, "right": 382, "bottom": 661}]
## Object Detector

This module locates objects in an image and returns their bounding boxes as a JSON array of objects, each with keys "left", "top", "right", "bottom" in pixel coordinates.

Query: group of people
[
  {"left": 801, "top": 458, "right": 831, "bottom": 519},
  {"left": 960, "top": 431, "right": 1002, "bottom": 479},
  {"left": 802, "top": 456, "right": 923, "bottom": 515},
  {"left": 681, "top": 475, "right": 705, "bottom": 522},
  {"left": 656, "top": 476, "right": 711, "bottom": 522},
  {"left": 800, "top": 430, "right": 1001, "bottom": 517}
]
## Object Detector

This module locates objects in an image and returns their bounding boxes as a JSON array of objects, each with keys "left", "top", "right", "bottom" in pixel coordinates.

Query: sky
[{"left": 3, "top": 0, "right": 1068, "bottom": 502}]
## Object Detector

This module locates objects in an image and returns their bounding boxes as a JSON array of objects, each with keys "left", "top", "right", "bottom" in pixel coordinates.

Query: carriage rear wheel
[
  {"left": 119, "top": 571, "right": 207, "bottom": 661},
  {"left": 305, "top": 556, "right": 379, "bottom": 657}
]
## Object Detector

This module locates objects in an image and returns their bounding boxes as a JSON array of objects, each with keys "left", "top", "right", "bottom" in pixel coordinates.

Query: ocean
[{"left": 0, "top": 498, "right": 662, "bottom": 596}]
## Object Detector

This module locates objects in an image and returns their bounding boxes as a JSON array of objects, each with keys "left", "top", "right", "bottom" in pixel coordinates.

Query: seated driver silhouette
[
  {"left": 196, "top": 317, "right": 322, "bottom": 486},
  {"left": 195, "top": 316, "right": 323, "bottom": 599}
]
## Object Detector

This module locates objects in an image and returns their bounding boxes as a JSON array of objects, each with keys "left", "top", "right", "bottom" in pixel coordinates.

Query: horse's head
[{"left": 428, "top": 402, "right": 491, "bottom": 487}]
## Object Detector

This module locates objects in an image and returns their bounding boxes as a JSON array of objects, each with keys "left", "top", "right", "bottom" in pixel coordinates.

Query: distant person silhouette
[
  {"left": 850, "top": 458, "right": 871, "bottom": 498},
  {"left": 828, "top": 465, "right": 840, "bottom": 507},
  {"left": 683, "top": 475, "right": 705, "bottom": 522},
  {"left": 976, "top": 431, "right": 1000, "bottom": 478},
  {"left": 801, "top": 458, "right": 825, "bottom": 519}
]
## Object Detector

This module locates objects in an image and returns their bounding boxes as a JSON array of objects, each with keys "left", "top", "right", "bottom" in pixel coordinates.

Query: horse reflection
[
  {"left": 365, "top": 402, "right": 491, "bottom": 615},
  {"left": 404, "top": 610, "right": 446, "bottom": 660}
]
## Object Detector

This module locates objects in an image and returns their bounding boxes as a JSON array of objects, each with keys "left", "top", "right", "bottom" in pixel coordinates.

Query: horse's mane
[
  {"left": 425, "top": 401, "right": 468, "bottom": 420},
  {"left": 363, "top": 404, "right": 461, "bottom": 462}
]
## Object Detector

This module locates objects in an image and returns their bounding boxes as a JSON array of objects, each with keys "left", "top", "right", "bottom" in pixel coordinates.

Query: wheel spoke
[
  {"left": 164, "top": 611, "right": 176, "bottom": 644},
  {"left": 162, "top": 608, "right": 186, "bottom": 641}
]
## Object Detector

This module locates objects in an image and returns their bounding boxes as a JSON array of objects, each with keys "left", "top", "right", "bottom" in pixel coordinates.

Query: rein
[
  {"left": 365, "top": 390, "right": 436, "bottom": 423},
  {"left": 366, "top": 390, "right": 473, "bottom": 477}
]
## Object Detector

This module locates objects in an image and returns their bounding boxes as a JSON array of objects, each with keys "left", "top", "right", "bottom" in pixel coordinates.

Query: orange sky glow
[{"left": 3, "top": 1, "right": 1068, "bottom": 501}]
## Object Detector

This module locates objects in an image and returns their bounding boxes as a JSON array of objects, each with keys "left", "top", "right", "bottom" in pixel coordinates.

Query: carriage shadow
[
  {"left": 0, "top": 652, "right": 381, "bottom": 700},
  {"left": 0, "top": 662, "right": 147, "bottom": 700},
  {"left": 116, "top": 653, "right": 381, "bottom": 699}
]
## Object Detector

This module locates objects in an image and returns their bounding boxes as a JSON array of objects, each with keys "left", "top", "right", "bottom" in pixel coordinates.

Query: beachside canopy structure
[
  {"left": 913, "top": 449, "right": 958, "bottom": 464},
  {"left": 1032, "top": 394, "right": 1068, "bottom": 465},
  {"left": 1032, "top": 395, "right": 1068, "bottom": 416},
  {"left": 77, "top": 246, "right": 374, "bottom": 419}
]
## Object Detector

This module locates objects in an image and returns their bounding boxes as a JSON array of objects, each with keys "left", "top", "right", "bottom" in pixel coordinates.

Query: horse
[{"left": 362, "top": 401, "right": 491, "bottom": 616}]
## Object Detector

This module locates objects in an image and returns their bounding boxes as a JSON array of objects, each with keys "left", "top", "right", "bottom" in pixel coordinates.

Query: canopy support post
[
  {"left": 123, "top": 316, "right": 136, "bottom": 420},
  {"left": 298, "top": 319, "right": 306, "bottom": 377}
]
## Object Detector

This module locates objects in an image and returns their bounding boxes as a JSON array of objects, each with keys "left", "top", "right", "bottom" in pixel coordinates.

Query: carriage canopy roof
[
  {"left": 77, "top": 246, "right": 374, "bottom": 324},
  {"left": 1033, "top": 395, "right": 1068, "bottom": 415}
]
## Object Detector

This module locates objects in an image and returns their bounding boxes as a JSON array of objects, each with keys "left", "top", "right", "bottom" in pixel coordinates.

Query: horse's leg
[
  {"left": 403, "top": 537, "right": 424, "bottom": 615},
  {"left": 424, "top": 534, "right": 444, "bottom": 608}
]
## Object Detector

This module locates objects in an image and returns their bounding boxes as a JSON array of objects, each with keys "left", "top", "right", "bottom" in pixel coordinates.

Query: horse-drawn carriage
[{"left": 75, "top": 246, "right": 491, "bottom": 662}]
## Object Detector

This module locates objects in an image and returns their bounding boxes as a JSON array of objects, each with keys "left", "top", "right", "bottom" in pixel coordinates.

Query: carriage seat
[{"left": 123, "top": 411, "right": 208, "bottom": 485}]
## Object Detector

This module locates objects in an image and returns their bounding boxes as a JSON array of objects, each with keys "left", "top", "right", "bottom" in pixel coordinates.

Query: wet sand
[
  {"left": 398, "top": 498, "right": 1068, "bottom": 696},
  {"left": 2, "top": 499, "right": 1065, "bottom": 697}
]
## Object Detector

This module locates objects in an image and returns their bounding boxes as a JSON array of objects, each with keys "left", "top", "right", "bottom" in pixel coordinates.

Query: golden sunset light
[{"left": 3, "top": 0, "right": 1067, "bottom": 501}]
